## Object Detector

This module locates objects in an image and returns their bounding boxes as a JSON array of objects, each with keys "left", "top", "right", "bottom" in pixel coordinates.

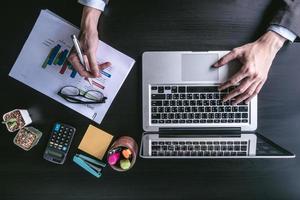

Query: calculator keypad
[{"left": 48, "top": 124, "right": 75, "bottom": 152}]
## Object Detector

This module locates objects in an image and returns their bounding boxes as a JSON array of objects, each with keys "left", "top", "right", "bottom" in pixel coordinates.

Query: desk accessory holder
[{"left": 107, "top": 136, "right": 138, "bottom": 172}]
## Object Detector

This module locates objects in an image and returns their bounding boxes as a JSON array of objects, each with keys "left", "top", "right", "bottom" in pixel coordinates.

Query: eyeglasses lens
[
  {"left": 61, "top": 86, "right": 80, "bottom": 96},
  {"left": 85, "top": 90, "right": 104, "bottom": 101}
]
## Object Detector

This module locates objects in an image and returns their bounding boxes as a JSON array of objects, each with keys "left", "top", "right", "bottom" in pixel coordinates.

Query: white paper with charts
[{"left": 9, "top": 10, "right": 135, "bottom": 124}]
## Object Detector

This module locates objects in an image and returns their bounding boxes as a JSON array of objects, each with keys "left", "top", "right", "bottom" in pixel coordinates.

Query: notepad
[{"left": 78, "top": 125, "right": 113, "bottom": 159}]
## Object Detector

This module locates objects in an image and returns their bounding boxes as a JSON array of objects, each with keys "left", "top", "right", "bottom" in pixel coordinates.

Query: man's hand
[
  {"left": 213, "top": 31, "right": 286, "bottom": 105},
  {"left": 68, "top": 6, "right": 111, "bottom": 78}
]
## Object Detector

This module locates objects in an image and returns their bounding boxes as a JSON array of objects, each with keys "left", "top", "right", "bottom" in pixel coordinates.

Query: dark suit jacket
[{"left": 272, "top": 0, "right": 300, "bottom": 38}]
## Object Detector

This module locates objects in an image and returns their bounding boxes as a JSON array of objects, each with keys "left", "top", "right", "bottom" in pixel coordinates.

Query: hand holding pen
[
  {"left": 68, "top": 8, "right": 111, "bottom": 79},
  {"left": 71, "top": 34, "right": 93, "bottom": 85},
  {"left": 68, "top": 33, "right": 110, "bottom": 78}
]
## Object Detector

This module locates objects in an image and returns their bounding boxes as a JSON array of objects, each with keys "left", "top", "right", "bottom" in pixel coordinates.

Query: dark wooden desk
[{"left": 1, "top": 0, "right": 300, "bottom": 199}]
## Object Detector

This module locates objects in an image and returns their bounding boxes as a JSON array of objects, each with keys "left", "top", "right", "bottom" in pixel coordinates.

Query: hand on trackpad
[{"left": 181, "top": 53, "right": 219, "bottom": 82}]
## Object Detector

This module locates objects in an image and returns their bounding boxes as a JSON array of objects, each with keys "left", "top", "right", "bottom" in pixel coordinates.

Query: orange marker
[{"left": 122, "top": 148, "right": 132, "bottom": 159}]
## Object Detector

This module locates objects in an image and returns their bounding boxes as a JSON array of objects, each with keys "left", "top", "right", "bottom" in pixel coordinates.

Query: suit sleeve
[{"left": 271, "top": 0, "right": 300, "bottom": 38}]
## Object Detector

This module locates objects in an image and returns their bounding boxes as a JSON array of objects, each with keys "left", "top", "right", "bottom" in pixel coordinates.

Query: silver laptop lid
[{"left": 142, "top": 51, "right": 257, "bottom": 132}]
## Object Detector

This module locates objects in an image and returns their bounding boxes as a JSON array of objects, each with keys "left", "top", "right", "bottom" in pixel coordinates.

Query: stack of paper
[{"left": 9, "top": 10, "right": 135, "bottom": 124}]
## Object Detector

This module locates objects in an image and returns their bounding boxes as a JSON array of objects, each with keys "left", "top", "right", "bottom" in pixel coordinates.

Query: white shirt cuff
[
  {"left": 268, "top": 25, "right": 297, "bottom": 42},
  {"left": 78, "top": 0, "right": 107, "bottom": 11}
]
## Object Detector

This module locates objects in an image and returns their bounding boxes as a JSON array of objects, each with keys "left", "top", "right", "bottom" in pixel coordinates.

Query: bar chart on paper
[
  {"left": 41, "top": 39, "right": 78, "bottom": 79},
  {"left": 92, "top": 62, "right": 113, "bottom": 90},
  {"left": 40, "top": 38, "right": 113, "bottom": 91},
  {"left": 9, "top": 9, "right": 135, "bottom": 124}
]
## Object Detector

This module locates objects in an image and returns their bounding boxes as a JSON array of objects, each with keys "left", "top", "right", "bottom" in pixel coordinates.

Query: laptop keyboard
[
  {"left": 151, "top": 140, "right": 249, "bottom": 157},
  {"left": 150, "top": 85, "right": 249, "bottom": 124}
]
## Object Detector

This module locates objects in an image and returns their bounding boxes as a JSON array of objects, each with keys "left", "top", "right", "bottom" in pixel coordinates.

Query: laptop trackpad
[{"left": 181, "top": 54, "right": 219, "bottom": 82}]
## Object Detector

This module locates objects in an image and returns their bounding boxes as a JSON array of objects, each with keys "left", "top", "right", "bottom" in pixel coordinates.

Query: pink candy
[{"left": 108, "top": 152, "right": 120, "bottom": 165}]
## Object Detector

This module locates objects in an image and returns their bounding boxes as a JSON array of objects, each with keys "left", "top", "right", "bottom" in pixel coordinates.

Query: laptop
[{"left": 140, "top": 51, "right": 295, "bottom": 158}]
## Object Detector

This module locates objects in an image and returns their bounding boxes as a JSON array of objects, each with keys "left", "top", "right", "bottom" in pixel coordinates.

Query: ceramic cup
[{"left": 107, "top": 136, "right": 138, "bottom": 172}]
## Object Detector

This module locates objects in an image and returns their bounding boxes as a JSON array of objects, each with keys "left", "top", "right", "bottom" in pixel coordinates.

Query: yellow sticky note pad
[{"left": 78, "top": 125, "right": 113, "bottom": 160}]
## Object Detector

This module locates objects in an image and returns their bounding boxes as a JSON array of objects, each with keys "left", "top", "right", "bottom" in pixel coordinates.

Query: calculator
[{"left": 43, "top": 123, "right": 76, "bottom": 164}]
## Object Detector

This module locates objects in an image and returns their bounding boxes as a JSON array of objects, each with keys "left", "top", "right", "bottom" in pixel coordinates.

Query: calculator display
[{"left": 47, "top": 150, "right": 63, "bottom": 158}]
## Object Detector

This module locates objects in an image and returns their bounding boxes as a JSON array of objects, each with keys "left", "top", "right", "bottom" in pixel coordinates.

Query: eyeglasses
[{"left": 57, "top": 86, "right": 107, "bottom": 104}]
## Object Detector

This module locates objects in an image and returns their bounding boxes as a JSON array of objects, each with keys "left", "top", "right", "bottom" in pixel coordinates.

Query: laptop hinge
[{"left": 158, "top": 127, "right": 241, "bottom": 136}]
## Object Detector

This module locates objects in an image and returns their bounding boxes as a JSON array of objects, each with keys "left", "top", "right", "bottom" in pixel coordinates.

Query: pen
[
  {"left": 71, "top": 34, "right": 93, "bottom": 86},
  {"left": 108, "top": 147, "right": 122, "bottom": 155}
]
